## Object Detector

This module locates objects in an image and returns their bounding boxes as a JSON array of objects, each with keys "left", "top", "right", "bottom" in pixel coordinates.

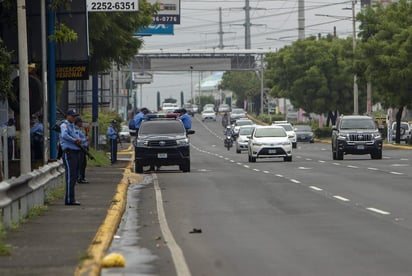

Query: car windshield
[
  {"left": 232, "top": 109, "right": 244, "bottom": 114},
  {"left": 239, "top": 127, "right": 255, "bottom": 135},
  {"left": 203, "top": 110, "right": 214, "bottom": 113},
  {"left": 277, "top": 124, "right": 293, "bottom": 131},
  {"left": 295, "top": 125, "right": 312, "bottom": 132},
  {"left": 140, "top": 121, "right": 185, "bottom": 135},
  {"left": 392, "top": 123, "right": 409, "bottom": 130},
  {"left": 340, "top": 119, "right": 376, "bottom": 129},
  {"left": 254, "top": 128, "right": 286, "bottom": 138},
  {"left": 236, "top": 120, "right": 253, "bottom": 126}
]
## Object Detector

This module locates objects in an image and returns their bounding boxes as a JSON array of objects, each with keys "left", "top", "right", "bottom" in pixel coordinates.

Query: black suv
[
  {"left": 331, "top": 115, "right": 383, "bottom": 160},
  {"left": 134, "top": 117, "right": 194, "bottom": 173}
]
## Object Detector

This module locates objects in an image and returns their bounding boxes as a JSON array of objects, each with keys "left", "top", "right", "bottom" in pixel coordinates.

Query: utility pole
[
  {"left": 218, "top": 7, "right": 224, "bottom": 49},
  {"left": 298, "top": 0, "right": 305, "bottom": 39},
  {"left": 17, "top": 0, "right": 31, "bottom": 173},
  {"left": 244, "top": 0, "right": 251, "bottom": 49},
  {"left": 352, "top": 0, "right": 359, "bottom": 115}
]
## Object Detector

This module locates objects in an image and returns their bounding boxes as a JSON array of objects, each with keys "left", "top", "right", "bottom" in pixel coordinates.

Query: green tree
[
  {"left": 88, "top": 0, "right": 156, "bottom": 74},
  {"left": 0, "top": 39, "right": 13, "bottom": 101},
  {"left": 265, "top": 36, "right": 355, "bottom": 125},
  {"left": 219, "top": 71, "right": 260, "bottom": 108},
  {"left": 357, "top": 0, "right": 412, "bottom": 143}
]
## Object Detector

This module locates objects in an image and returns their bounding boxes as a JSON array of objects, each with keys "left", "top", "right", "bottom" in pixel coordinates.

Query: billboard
[
  {"left": 136, "top": 24, "right": 174, "bottom": 36},
  {"left": 147, "top": 0, "right": 181, "bottom": 24}
]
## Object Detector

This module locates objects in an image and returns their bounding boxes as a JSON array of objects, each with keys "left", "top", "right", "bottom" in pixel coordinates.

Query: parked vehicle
[
  {"left": 119, "top": 125, "right": 131, "bottom": 143},
  {"left": 182, "top": 103, "right": 195, "bottom": 116}
]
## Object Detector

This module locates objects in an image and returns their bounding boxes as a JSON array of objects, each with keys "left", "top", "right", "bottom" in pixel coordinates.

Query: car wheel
[
  {"left": 180, "top": 160, "right": 191, "bottom": 172},
  {"left": 337, "top": 149, "right": 344, "bottom": 160},
  {"left": 284, "top": 156, "right": 292, "bottom": 162},
  {"left": 134, "top": 162, "right": 143, "bottom": 173},
  {"left": 248, "top": 155, "right": 256, "bottom": 162},
  {"left": 236, "top": 148, "right": 241, "bottom": 154},
  {"left": 371, "top": 151, "right": 382, "bottom": 160},
  {"left": 292, "top": 142, "right": 297, "bottom": 149},
  {"left": 332, "top": 150, "right": 337, "bottom": 160}
]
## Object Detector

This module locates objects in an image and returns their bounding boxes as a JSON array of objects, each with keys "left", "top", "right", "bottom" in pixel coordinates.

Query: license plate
[
  {"left": 268, "top": 149, "right": 277, "bottom": 154},
  {"left": 357, "top": 145, "right": 365, "bottom": 150},
  {"left": 158, "top": 153, "right": 167, "bottom": 158}
]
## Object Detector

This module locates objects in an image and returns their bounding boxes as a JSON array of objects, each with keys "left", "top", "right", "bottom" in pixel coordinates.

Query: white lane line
[
  {"left": 333, "top": 195, "right": 350, "bottom": 202},
  {"left": 368, "top": 167, "right": 378, "bottom": 171},
  {"left": 310, "top": 186, "right": 323, "bottom": 191},
  {"left": 318, "top": 160, "right": 326, "bottom": 163},
  {"left": 366, "top": 207, "right": 391, "bottom": 215},
  {"left": 347, "top": 165, "right": 359, "bottom": 169},
  {"left": 400, "top": 158, "right": 409, "bottom": 161},
  {"left": 263, "top": 171, "right": 270, "bottom": 174},
  {"left": 290, "top": 179, "right": 301, "bottom": 184},
  {"left": 230, "top": 160, "right": 235, "bottom": 163},
  {"left": 237, "top": 162, "right": 242, "bottom": 166},
  {"left": 305, "top": 158, "right": 313, "bottom": 161},
  {"left": 153, "top": 174, "right": 192, "bottom": 276},
  {"left": 332, "top": 163, "right": 341, "bottom": 166},
  {"left": 224, "top": 157, "right": 229, "bottom": 160},
  {"left": 392, "top": 164, "right": 408, "bottom": 167},
  {"left": 253, "top": 169, "right": 260, "bottom": 172},
  {"left": 244, "top": 165, "right": 250, "bottom": 168},
  {"left": 275, "top": 174, "right": 284, "bottom": 178},
  {"left": 298, "top": 167, "right": 312, "bottom": 170},
  {"left": 390, "top": 171, "right": 404, "bottom": 175}
]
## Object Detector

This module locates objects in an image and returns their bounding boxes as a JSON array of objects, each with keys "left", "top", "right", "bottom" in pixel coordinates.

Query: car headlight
[
  {"left": 281, "top": 141, "right": 291, "bottom": 146},
  {"left": 135, "top": 139, "right": 148, "bottom": 146},
  {"left": 337, "top": 133, "right": 348, "bottom": 140},
  {"left": 252, "top": 142, "right": 263, "bottom": 146},
  {"left": 176, "top": 138, "right": 190, "bottom": 145}
]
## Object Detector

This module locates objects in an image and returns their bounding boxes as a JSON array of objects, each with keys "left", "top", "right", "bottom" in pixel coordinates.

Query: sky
[{"left": 136, "top": 0, "right": 360, "bottom": 110}]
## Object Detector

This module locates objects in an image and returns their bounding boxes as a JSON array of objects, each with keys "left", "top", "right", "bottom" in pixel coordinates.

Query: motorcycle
[{"left": 224, "top": 135, "right": 233, "bottom": 150}]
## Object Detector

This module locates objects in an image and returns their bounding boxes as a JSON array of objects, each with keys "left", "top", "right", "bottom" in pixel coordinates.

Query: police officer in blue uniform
[
  {"left": 74, "top": 117, "right": 89, "bottom": 184},
  {"left": 60, "top": 109, "right": 82, "bottom": 206},
  {"left": 132, "top": 107, "right": 150, "bottom": 134},
  {"left": 177, "top": 108, "right": 192, "bottom": 133},
  {"left": 107, "top": 120, "right": 119, "bottom": 164}
]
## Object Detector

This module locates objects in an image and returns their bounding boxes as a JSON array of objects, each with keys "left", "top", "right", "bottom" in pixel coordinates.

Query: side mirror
[
  {"left": 187, "top": 130, "right": 195, "bottom": 135},
  {"left": 246, "top": 135, "right": 251, "bottom": 139},
  {"left": 332, "top": 126, "right": 337, "bottom": 131}
]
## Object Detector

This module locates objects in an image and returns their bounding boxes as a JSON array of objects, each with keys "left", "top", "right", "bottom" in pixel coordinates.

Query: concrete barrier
[{"left": 0, "top": 160, "right": 64, "bottom": 229}]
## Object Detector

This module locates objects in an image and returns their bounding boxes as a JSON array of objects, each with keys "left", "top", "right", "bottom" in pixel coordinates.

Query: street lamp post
[{"left": 190, "top": 66, "right": 193, "bottom": 103}]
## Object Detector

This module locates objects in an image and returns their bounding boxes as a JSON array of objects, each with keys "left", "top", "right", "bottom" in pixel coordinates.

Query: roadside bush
[
  {"left": 257, "top": 113, "right": 285, "bottom": 125},
  {"left": 314, "top": 126, "right": 332, "bottom": 138}
]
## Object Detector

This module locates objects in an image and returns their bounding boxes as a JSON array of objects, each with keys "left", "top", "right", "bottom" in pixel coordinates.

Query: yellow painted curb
[{"left": 74, "top": 158, "right": 142, "bottom": 276}]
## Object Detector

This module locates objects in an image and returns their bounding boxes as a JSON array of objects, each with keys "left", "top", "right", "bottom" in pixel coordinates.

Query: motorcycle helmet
[{"left": 226, "top": 125, "right": 231, "bottom": 129}]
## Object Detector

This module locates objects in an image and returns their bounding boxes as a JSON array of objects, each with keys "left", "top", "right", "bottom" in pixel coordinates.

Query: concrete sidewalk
[{"left": 0, "top": 159, "right": 137, "bottom": 276}]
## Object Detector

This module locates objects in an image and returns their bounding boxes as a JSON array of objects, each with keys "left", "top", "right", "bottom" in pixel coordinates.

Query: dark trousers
[
  {"left": 110, "top": 139, "right": 118, "bottom": 164},
  {"left": 78, "top": 150, "right": 87, "bottom": 180},
  {"left": 63, "top": 150, "right": 80, "bottom": 204}
]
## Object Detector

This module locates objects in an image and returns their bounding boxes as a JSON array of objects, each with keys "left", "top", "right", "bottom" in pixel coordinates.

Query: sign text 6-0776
[{"left": 87, "top": 0, "right": 139, "bottom": 12}]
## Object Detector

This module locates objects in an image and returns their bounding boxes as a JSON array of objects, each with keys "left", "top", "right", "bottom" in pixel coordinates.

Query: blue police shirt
[
  {"left": 133, "top": 112, "right": 145, "bottom": 129},
  {"left": 75, "top": 126, "right": 88, "bottom": 147},
  {"left": 180, "top": 113, "right": 192, "bottom": 129},
  {"left": 60, "top": 120, "right": 80, "bottom": 151},
  {"left": 106, "top": 125, "right": 117, "bottom": 140}
]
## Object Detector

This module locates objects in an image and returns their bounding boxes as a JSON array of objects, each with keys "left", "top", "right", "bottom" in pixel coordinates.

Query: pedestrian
[
  {"left": 177, "top": 108, "right": 192, "bottom": 133},
  {"left": 30, "top": 114, "right": 44, "bottom": 160},
  {"left": 132, "top": 107, "right": 150, "bottom": 135},
  {"left": 60, "top": 109, "right": 82, "bottom": 206},
  {"left": 107, "top": 119, "right": 119, "bottom": 164},
  {"left": 74, "top": 117, "right": 89, "bottom": 184}
]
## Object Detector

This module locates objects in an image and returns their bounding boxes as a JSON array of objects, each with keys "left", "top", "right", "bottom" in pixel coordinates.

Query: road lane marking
[
  {"left": 368, "top": 167, "right": 378, "bottom": 171},
  {"left": 391, "top": 164, "right": 408, "bottom": 167},
  {"left": 275, "top": 174, "right": 284, "bottom": 178},
  {"left": 333, "top": 195, "right": 350, "bottom": 202},
  {"left": 347, "top": 165, "right": 358, "bottom": 169},
  {"left": 253, "top": 169, "right": 260, "bottom": 172},
  {"left": 318, "top": 160, "right": 326, "bottom": 163},
  {"left": 237, "top": 162, "right": 242, "bottom": 165},
  {"left": 366, "top": 207, "right": 391, "bottom": 215},
  {"left": 263, "top": 171, "right": 270, "bottom": 174},
  {"left": 290, "top": 179, "right": 301, "bottom": 184},
  {"left": 332, "top": 163, "right": 341, "bottom": 166},
  {"left": 310, "top": 186, "right": 323, "bottom": 191},
  {"left": 390, "top": 171, "right": 404, "bottom": 175},
  {"left": 153, "top": 174, "right": 192, "bottom": 276},
  {"left": 305, "top": 158, "right": 313, "bottom": 161},
  {"left": 298, "top": 167, "right": 312, "bottom": 170},
  {"left": 244, "top": 165, "right": 250, "bottom": 168}
]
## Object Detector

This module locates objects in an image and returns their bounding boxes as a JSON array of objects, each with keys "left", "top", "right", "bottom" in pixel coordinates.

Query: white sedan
[
  {"left": 248, "top": 125, "right": 292, "bottom": 162},
  {"left": 201, "top": 109, "right": 216, "bottom": 121}
]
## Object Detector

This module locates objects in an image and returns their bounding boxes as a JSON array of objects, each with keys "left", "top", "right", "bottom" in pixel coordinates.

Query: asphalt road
[{"left": 107, "top": 114, "right": 412, "bottom": 276}]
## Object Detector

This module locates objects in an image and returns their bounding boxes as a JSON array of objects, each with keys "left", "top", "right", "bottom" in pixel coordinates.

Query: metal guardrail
[{"left": 0, "top": 160, "right": 65, "bottom": 229}]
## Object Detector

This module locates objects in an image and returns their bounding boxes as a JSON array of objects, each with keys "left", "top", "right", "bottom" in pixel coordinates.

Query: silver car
[{"left": 235, "top": 125, "right": 255, "bottom": 153}]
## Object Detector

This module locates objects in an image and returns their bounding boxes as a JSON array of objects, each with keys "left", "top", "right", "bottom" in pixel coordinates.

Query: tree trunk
[{"left": 394, "top": 106, "right": 404, "bottom": 144}]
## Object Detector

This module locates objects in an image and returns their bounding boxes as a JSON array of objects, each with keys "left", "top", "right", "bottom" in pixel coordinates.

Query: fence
[{"left": 0, "top": 160, "right": 64, "bottom": 229}]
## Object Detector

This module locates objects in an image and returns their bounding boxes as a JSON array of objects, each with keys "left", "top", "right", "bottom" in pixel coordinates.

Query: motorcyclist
[{"left": 222, "top": 112, "right": 229, "bottom": 128}]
